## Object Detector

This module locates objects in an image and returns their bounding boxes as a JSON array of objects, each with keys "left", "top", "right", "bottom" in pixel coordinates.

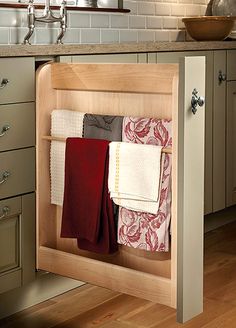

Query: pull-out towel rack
[
  {"left": 42, "top": 135, "right": 172, "bottom": 154},
  {"left": 37, "top": 61, "right": 205, "bottom": 323}
]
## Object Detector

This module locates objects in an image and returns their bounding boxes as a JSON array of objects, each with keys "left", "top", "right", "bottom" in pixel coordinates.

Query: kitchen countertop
[{"left": 1, "top": 41, "right": 236, "bottom": 57}]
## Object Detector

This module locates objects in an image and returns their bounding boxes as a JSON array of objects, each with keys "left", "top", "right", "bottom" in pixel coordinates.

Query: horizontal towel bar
[{"left": 42, "top": 136, "right": 172, "bottom": 154}]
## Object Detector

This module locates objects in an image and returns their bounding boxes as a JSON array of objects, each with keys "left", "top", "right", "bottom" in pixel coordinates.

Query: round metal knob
[
  {"left": 218, "top": 70, "right": 226, "bottom": 84},
  {"left": 0, "top": 125, "right": 10, "bottom": 137},
  {"left": 0, "top": 78, "right": 9, "bottom": 89},
  {"left": 0, "top": 206, "right": 10, "bottom": 220},
  {"left": 0, "top": 171, "right": 10, "bottom": 185},
  {"left": 191, "top": 88, "right": 205, "bottom": 115}
]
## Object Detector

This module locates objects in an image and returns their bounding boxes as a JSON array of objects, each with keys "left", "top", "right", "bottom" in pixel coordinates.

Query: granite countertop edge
[{"left": 1, "top": 41, "right": 236, "bottom": 57}]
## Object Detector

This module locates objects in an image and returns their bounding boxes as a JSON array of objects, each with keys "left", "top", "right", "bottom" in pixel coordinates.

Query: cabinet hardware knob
[
  {"left": 0, "top": 125, "right": 10, "bottom": 137},
  {"left": 191, "top": 88, "right": 205, "bottom": 115},
  {"left": 0, "top": 206, "right": 10, "bottom": 220},
  {"left": 0, "top": 171, "right": 10, "bottom": 185},
  {"left": 0, "top": 78, "right": 9, "bottom": 89},
  {"left": 218, "top": 70, "right": 227, "bottom": 84}
]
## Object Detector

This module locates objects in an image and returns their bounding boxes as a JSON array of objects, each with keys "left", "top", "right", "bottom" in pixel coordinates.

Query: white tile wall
[
  {"left": 119, "top": 29, "right": 137, "bottom": 42},
  {"left": 155, "top": 4, "right": 171, "bottom": 16},
  {"left": 129, "top": 15, "right": 146, "bottom": 29},
  {"left": 101, "top": 29, "right": 119, "bottom": 42},
  {"left": 0, "top": 0, "right": 210, "bottom": 44},
  {"left": 146, "top": 16, "right": 162, "bottom": 29},
  {"left": 91, "top": 13, "right": 109, "bottom": 28},
  {"left": 137, "top": 2, "right": 155, "bottom": 16}
]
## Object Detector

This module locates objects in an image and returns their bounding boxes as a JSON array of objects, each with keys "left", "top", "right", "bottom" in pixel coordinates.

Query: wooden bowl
[{"left": 182, "top": 16, "right": 235, "bottom": 41}]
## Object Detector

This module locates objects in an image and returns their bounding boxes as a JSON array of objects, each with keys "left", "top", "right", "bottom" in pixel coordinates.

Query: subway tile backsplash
[{"left": 0, "top": 0, "right": 209, "bottom": 44}]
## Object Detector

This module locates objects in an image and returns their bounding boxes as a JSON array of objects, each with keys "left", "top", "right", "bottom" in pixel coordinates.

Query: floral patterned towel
[{"left": 117, "top": 117, "right": 172, "bottom": 252}]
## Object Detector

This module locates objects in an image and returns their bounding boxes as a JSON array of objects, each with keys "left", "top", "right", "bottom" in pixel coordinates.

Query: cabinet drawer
[
  {"left": 0, "top": 197, "right": 21, "bottom": 274},
  {"left": 0, "top": 103, "right": 35, "bottom": 152},
  {"left": 227, "top": 50, "right": 236, "bottom": 81},
  {"left": 0, "top": 148, "right": 35, "bottom": 199},
  {"left": 0, "top": 57, "right": 35, "bottom": 105}
]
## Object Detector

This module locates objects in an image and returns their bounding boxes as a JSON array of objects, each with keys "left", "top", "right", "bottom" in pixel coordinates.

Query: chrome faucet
[{"left": 23, "top": 0, "right": 67, "bottom": 45}]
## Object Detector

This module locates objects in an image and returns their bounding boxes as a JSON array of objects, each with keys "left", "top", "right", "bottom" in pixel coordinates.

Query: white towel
[
  {"left": 50, "top": 109, "right": 85, "bottom": 206},
  {"left": 51, "top": 109, "right": 84, "bottom": 137},
  {"left": 108, "top": 142, "right": 163, "bottom": 214}
]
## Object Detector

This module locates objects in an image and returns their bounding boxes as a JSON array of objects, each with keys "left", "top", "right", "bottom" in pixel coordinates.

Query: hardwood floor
[{"left": 1, "top": 221, "right": 236, "bottom": 328}]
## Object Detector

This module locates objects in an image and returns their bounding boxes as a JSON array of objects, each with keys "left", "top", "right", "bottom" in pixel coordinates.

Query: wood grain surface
[{"left": 1, "top": 220, "right": 236, "bottom": 327}]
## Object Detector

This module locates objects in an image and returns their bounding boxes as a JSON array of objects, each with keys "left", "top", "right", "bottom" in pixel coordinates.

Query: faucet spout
[{"left": 23, "top": 0, "right": 67, "bottom": 44}]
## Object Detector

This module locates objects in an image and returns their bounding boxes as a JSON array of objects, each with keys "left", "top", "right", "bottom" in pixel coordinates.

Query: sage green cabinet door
[
  {"left": 226, "top": 81, "right": 236, "bottom": 207},
  {"left": 227, "top": 50, "right": 236, "bottom": 81},
  {"left": 0, "top": 102, "right": 35, "bottom": 152},
  {"left": 0, "top": 57, "right": 35, "bottom": 105},
  {"left": 0, "top": 194, "right": 35, "bottom": 294},
  {"left": 212, "top": 51, "right": 226, "bottom": 212},
  {"left": 0, "top": 216, "right": 19, "bottom": 273},
  {"left": 0, "top": 197, "right": 22, "bottom": 294},
  {"left": 0, "top": 147, "right": 35, "bottom": 199}
]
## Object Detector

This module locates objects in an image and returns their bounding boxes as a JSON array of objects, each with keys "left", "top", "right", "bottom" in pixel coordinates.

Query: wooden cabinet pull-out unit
[{"left": 36, "top": 60, "right": 205, "bottom": 323}]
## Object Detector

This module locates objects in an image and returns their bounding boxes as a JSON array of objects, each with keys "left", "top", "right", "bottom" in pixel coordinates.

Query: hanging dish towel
[
  {"left": 83, "top": 114, "right": 123, "bottom": 141},
  {"left": 61, "top": 137, "right": 118, "bottom": 254},
  {"left": 83, "top": 113, "right": 124, "bottom": 220},
  {"left": 108, "top": 141, "right": 163, "bottom": 214},
  {"left": 117, "top": 117, "right": 172, "bottom": 252},
  {"left": 50, "top": 109, "right": 85, "bottom": 206}
]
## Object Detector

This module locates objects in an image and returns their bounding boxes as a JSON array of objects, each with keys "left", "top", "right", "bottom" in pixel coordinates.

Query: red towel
[{"left": 61, "top": 137, "right": 118, "bottom": 254}]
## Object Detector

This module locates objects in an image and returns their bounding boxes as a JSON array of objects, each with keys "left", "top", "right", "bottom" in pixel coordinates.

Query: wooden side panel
[
  {"left": 213, "top": 50, "right": 226, "bottom": 212},
  {"left": 51, "top": 63, "right": 178, "bottom": 94},
  {"left": 57, "top": 91, "right": 173, "bottom": 120},
  {"left": 38, "top": 246, "right": 173, "bottom": 307},
  {"left": 36, "top": 64, "right": 58, "bottom": 257},
  {"left": 177, "top": 57, "right": 205, "bottom": 323}
]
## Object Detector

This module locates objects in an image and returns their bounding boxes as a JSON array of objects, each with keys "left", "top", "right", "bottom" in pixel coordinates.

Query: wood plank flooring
[{"left": 1, "top": 221, "right": 236, "bottom": 328}]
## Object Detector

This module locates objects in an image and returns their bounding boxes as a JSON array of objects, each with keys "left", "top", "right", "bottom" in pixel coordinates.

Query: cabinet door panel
[
  {"left": 0, "top": 195, "right": 35, "bottom": 293},
  {"left": 0, "top": 57, "right": 35, "bottom": 105},
  {"left": 0, "top": 216, "right": 19, "bottom": 273},
  {"left": 0, "top": 102, "right": 35, "bottom": 152},
  {"left": 213, "top": 51, "right": 226, "bottom": 212},
  {"left": 0, "top": 196, "right": 21, "bottom": 274},
  {"left": 227, "top": 50, "right": 236, "bottom": 81},
  {"left": 226, "top": 81, "right": 236, "bottom": 206},
  {"left": 0, "top": 147, "right": 35, "bottom": 199}
]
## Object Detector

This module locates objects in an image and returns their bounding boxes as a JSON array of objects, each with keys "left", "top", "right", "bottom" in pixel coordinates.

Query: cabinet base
[{"left": 0, "top": 271, "right": 84, "bottom": 320}]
